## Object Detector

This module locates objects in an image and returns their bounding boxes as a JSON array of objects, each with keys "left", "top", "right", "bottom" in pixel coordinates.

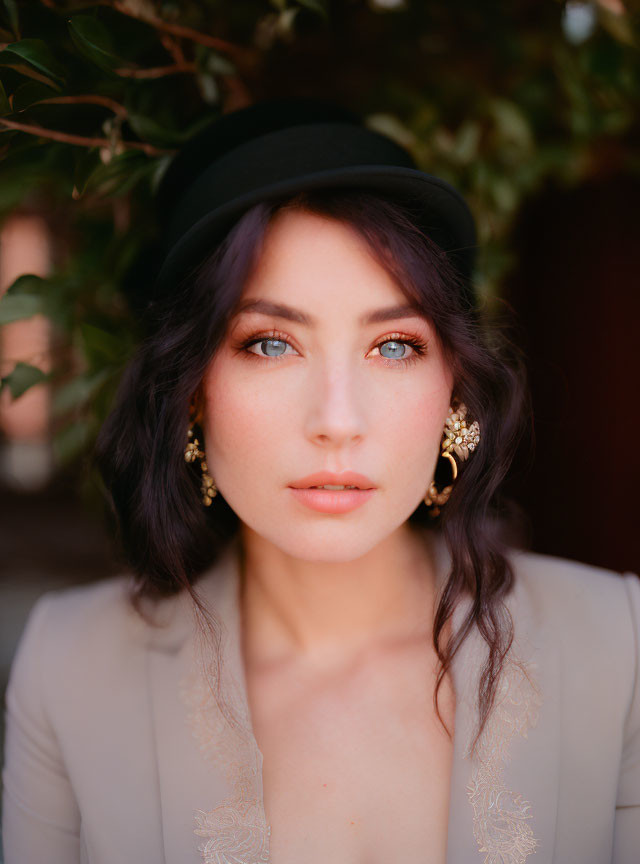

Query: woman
[{"left": 2, "top": 98, "right": 639, "bottom": 864}]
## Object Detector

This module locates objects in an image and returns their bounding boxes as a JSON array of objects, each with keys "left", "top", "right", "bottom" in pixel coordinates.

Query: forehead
[{"left": 235, "top": 208, "right": 428, "bottom": 327}]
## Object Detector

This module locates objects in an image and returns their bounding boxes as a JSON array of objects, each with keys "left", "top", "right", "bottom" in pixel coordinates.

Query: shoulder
[
  {"left": 505, "top": 549, "right": 640, "bottom": 797},
  {"left": 36, "top": 573, "right": 135, "bottom": 618},
  {"left": 505, "top": 546, "right": 639, "bottom": 695},
  {"left": 10, "top": 571, "right": 197, "bottom": 691},
  {"left": 7, "top": 574, "right": 199, "bottom": 730},
  {"left": 7, "top": 576, "right": 148, "bottom": 694},
  {"left": 5, "top": 576, "right": 138, "bottom": 732},
  {"left": 14, "top": 537, "right": 241, "bottom": 668},
  {"left": 24, "top": 574, "right": 145, "bottom": 651},
  {"left": 506, "top": 545, "right": 637, "bottom": 624}
]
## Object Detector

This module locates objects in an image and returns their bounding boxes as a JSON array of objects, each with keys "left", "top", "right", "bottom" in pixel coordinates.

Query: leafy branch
[
  {"left": 0, "top": 117, "right": 171, "bottom": 155},
  {"left": 0, "top": 0, "right": 637, "bottom": 471}
]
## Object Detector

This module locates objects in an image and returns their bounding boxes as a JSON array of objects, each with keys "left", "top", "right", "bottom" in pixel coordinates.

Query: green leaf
[
  {"left": 52, "top": 369, "right": 109, "bottom": 416},
  {"left": 489, "top": 98, "right": 533, "bottom": 151},
  {"left": 0, "top": 361, "right": 47, "bottom": 399},
  {"left": 452, "top": 121, "right": 481, "bottom": 165},
  {"left": 73, "top": 147, "right": 101, "bottom": 198},
  {"left": 127, "top": 109, "right": 218, "bottom": 147},
  {"left": 0, "top": 59, "right": 61, "bottom": 91},
  {"left": 196, "top": 47, "right": 236, "bottom": 78},
  {"left": 68, "top": 15, "right": 127, "bottom": 73},
  {"left": 53, "top": 418, "right": 91, "bottom": 465},
  {"left": 196, "top": 71, "right": 218, "bottom": 105},
  {"left": 491, "top": 176, "right": 518, "bottom": 213},
  {"left": 150, "top": 153, "right": 172, "bottom": 195},
  {"left": 79, "top": 322, "right": 125, "bottom": 364},
  {"left": 294, "top": 0, "right": 329, "bottom": 20},
  {"left": 83, "top": 150, "right": 157, "bottom": 198},
  {"left": 598, "top": 8, "right": 635, "bottom": 46},
  {"left": 5, "top": 273, "right": 46, "bottom": 296},
  {"left": 127, "top": 113, "right": 186, "bottom": 146},
  {"left": 182, "top": 112, "right": 224, "bottom": 141},
  {"left": 0, "top": 292, "right": 43, "bottom": 324},
  {"left": 1, "top": 39, "right": 66, "bottom": 84},
  {"left": 10, "top": 80, "right": 59, "bottom": 111},
  {"left": 276, "top": 7, "right": 299, "bottom": 34},
  {"left": 0, "top": 79, "right": 9, "bottom": 115},
  {"left": 3, "top": 0, "right": 19, "bottom": 39}
]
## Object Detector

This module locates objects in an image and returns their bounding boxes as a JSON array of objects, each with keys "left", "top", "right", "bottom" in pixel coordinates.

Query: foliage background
[
  {"left": 1, "top": 2, "right": 638, "bottom": 845},
  {"left": 0, "top": 0, "right": 638, "bottom": 485}
]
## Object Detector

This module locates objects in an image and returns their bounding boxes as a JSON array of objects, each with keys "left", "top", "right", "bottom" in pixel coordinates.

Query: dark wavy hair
[{"left": 93, "top": 187, "right": 533, "bottom": 756}]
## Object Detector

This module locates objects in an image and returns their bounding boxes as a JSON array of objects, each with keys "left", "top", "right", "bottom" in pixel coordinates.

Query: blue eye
[
  {"left": 378, "top": 340, "right": 409, "bottom": 360},
  {"left": 240, "top": 330, "right": 428, "bottom": 368},
  {"left": 248, "top": 338, "right": 291, "bottom": 358}
]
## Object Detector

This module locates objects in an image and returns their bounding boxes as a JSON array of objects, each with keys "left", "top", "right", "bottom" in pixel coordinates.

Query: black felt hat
[{"left": 152, "top": 97, "right": 478, "bottom": 305}]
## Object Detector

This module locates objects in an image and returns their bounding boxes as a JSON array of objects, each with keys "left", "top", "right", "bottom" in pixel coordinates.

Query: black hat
[{"left": 153, "top": 97, "right": 478, "bottom": 305}]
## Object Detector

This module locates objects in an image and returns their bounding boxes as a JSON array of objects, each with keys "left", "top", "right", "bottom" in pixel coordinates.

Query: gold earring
[
  {"left": 184, "top": 422, "right": 218, "bottom": 507},
  {"left": 424, "top": 402, "right": 480, "bottom": 517}
]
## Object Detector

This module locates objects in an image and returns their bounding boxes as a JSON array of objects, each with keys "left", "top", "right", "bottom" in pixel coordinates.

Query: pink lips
[
  {"left": 288, "top": 471, "right": 377, "bottom": 514},
  {"left": 289, "top": 471, "right": 376, "bottom": 490}
]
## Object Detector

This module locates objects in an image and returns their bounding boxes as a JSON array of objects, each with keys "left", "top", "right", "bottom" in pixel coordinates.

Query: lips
[{"left": 289, "top": 471, "right": 376, "bottom": 490}]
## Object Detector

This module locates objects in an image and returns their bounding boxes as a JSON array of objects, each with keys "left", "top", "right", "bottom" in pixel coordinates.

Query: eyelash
[{"left": 236, "top": 329, "right": 428, "bottom": 369}]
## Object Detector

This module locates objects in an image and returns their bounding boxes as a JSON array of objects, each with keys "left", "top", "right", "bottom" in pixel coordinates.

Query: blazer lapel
[
  {"left": 146, "top": 536, "right": 270, "bottom": 864},
  {"left": 145, "top": 587, "right": 222, "bottom": 864},
  {"left": 443, "top": 540, "right": 561, "bottom": 864},
  {"left": 146, "top": 533, "right": 559, "bottom": 864}
]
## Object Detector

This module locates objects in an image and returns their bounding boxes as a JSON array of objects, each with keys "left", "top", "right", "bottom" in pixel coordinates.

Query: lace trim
[
  {"left": 179, "top": 652, "right": 271, "bottom": 864},
  {"left": 465, "top": 655, "right": 543, "bottom": 864},
  {"left": 179, "top": 617, "right": 542, "bottom": 864}
]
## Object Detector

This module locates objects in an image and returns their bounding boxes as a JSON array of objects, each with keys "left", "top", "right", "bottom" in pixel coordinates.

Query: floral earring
[
  {"left": 184, "top": 405, "right": 218, "bottom": 507},
  {"left": 423, "top": 402, "right": 480, "bottom": 517}
]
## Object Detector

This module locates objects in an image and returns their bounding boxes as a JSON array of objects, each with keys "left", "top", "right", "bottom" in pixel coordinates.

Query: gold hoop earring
[
  {"left": 423, "top": 402, "right": 480, "bottom": 517},
  {"left": 184, "top": 421, "right": 218, "bottom": 507}
]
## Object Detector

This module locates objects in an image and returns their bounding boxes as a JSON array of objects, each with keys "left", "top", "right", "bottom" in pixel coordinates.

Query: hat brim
[{"left": 153, "top": 164, "right": 478, "bottom": 302}]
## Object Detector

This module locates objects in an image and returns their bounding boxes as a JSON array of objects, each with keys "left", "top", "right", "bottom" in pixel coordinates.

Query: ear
[
  {"left": 450, "top": 387, "right": 462, "bottom": 411},
  {"left": 188, "top": 383, "right": 205, "bottom": 426}
]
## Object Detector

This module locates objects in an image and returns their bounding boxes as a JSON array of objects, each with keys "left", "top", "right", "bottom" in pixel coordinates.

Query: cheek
[
  {"left": 388, "top": 389, "right": 451, "bottom": 477},
  {"left": 379, "top": 368, "right": 452, "bottom": 445},
  {"left": 201, "top": 356, "right": 286, "bottom": 463},
  {"left": 201, "top": 349, "right": 453, "bottom": 478}
]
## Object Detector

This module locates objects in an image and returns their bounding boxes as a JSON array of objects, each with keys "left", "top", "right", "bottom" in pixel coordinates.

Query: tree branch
[
  {"left": 160, "top": 32, "right": 186, "bottom": 65},
  {"left": 0, "top": 117, "right": 173, "bottom": 156},
  {"left": 110, "top": 1, "right": 247, "bottom": 61},
  {"left": 114, "top": 61, "right": 196, "bottom": 78},
  {"left": 24, "top": 94, "right": 128, "bottom": 118}
]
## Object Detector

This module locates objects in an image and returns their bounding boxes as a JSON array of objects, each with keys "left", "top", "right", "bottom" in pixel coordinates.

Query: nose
[{"left": 303, "top": 360, "right": 366, "bottom": 447}]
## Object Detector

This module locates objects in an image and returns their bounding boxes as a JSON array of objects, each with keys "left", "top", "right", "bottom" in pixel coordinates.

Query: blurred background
[{"left": 0, "top": 0, "right": 639, "bottom": 845}]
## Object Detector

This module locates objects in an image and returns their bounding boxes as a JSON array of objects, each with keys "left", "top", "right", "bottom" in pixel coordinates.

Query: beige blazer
[{"left": 2, "top": 530, "right": 639, "bottom": 864}]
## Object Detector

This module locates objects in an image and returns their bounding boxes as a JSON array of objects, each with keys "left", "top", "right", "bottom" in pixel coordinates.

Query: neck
[{"left": 238, "top": 525, "right": 442, "bottom": 674}]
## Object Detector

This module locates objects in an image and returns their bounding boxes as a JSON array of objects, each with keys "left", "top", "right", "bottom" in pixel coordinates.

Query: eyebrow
[{"left": 233, "top": 299, "right": 427, "bottom": 327}]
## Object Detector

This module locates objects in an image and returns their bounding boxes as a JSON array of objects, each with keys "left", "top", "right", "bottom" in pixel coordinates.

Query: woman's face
[{"left": 201, "top": 207, "right": 454, "bottom": 561}]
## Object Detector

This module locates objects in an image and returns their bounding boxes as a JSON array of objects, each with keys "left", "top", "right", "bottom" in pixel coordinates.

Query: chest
[{"left": 245, "top": 643, "right": 456, "bottom": 864}]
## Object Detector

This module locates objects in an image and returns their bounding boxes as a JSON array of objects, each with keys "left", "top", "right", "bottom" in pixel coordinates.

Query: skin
[
  {"left": 199, "top": 208, "right": 457, "bottom": 860},
  {"left": 200, "top": 206, "right": 456, "bottom": 675}
]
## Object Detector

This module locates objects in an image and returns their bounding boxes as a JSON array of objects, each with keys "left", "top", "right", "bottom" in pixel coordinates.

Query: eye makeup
[{"left": 232, "top": 328, "right": 429, "bottom": 369}]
